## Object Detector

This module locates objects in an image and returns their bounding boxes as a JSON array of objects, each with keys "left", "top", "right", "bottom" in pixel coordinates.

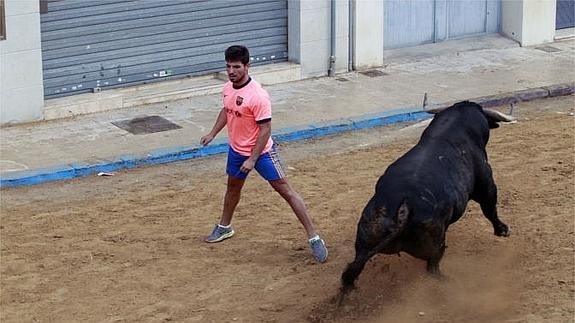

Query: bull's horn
[
  {"left": 423, "top": 105, "right": 448, "bottom": 114},
  {"left": 423, "top": 99, "right": 516, "bottom": 121},
  {"left": 423, "top": 102, "right": 452, "bottom": 114},
  {"left": 482, "top": 108, "right": 516, "bottom": 122},
  {"left": 422, "top": 92, "right": 450, "bottom": 114}
]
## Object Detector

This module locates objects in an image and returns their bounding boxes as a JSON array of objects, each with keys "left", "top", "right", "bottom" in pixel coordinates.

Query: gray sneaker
[
  {"left": 205, "top": 224, "right": 235, "bottom": 243},
  {"left": 309, "top": 236, "right": 328, "bottom": 263}
]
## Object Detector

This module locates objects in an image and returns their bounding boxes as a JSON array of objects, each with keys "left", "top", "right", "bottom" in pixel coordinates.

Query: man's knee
[
  {"left": 270, "top": 178, "right": 290, "bottom": 194},
  {"left": 227, "top": 177, "right": 245, "bottom": 190}
]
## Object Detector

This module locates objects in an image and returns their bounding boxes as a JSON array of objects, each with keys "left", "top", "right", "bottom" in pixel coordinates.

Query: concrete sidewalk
[{"left": 1, "top": 35, "right": 574, "bottom": 188}]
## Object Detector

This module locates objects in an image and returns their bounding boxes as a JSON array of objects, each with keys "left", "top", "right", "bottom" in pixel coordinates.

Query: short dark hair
[{"left": 225, "top": 45, "right": 250, "bottom": 65}]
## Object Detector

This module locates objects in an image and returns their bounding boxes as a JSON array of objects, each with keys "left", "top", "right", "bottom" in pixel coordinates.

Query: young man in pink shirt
[{"left": 200, "top": 45, "right": 328, "bottom": 263}]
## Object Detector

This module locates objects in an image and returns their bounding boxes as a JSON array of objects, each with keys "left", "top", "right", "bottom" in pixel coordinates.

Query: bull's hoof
[
  {"left": 426, "top": 267, "right": 449, "bottom": 281},
  {"left": 336, "top": 285, "right": 354, "bottom": 306},
  {"left": 494, "top": 223, "right": 510, "bottom": 237},
  {"left": 340, "top": 283, "right": 355, "bottom": 296}
]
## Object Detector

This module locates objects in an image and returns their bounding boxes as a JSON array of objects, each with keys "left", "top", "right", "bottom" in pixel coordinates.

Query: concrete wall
[
  {"left": 353, "top": 0, "right": 384, "bottom": 70},
  {"left": 521, "top": 0, "right": 556, "bottom": 46},
  {"left": 288, "top": 0, "right": 349, "bottom": 78},
  {"left": 0, "top": 0, "right": 44, "bottom": 125},
  {"left": 502, "top": 0, "right": 556, "bottom": 46},
  {"left": 501, "top": 0, "right": 523, "bottom": 43}
]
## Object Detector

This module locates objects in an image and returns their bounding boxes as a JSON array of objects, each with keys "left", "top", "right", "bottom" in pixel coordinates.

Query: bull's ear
[
  {"left": 487, "top": 119, "right": 500, "bottom": 129},
  {"left": 397, "top": 201, "right": 409, "bottom": 227}
]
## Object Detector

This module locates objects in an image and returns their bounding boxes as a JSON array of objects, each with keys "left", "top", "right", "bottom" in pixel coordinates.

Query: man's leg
[
  {"left": 269, "top": 179, "right": 328, "bottom": 262},
  {"left": 257, "top": 147, "right": 328, "bottom": 262},
  {"left": 255, "top": 147, "right": 317, "bottom": 238},
  {"left": 269, "top": 179, "right": 328, "bottom": 263},
  {"left": 205, "top": 175, "right": 244, "bottom": 243},
  {"left": 220, "top": 176, "right": 245, "bottom": 226},
  {"left": 269, "top": 178, "right": 316, "bottom": 238}
]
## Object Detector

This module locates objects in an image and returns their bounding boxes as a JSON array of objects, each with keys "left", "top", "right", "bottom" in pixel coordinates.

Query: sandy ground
[{"left": 1, "top": 96, "right": 574, "bottom": 323}]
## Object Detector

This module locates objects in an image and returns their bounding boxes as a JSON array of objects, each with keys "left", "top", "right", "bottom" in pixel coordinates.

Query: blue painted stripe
[
  {"left": 4, "top": 83, "right": 573, "bottom": 189},
  {"left": 0, "top": 109, "right": 430, "bottom": 189}
]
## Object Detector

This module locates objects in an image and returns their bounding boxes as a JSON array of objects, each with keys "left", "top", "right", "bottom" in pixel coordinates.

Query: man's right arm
[{"left": 200, "top": 108, "right": 227, "bottom": 146}]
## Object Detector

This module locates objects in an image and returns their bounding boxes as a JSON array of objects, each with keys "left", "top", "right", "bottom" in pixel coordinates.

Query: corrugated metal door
[
  {"left": 383, "top": 0, "right": 435, "bottom": 49},
  {"left": 556, "top": 0, "right": 575, "bottom": 29},
  {"left": 40, "top": 0, "right": 288, "bottom": 98},
  {"left": 384, "top": 0, "right": 500, "bottom": 49}
]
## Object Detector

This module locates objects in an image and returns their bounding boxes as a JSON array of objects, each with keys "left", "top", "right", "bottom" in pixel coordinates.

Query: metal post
[{"left": 329, "top": 0, "right": 336, "bottom": 77}]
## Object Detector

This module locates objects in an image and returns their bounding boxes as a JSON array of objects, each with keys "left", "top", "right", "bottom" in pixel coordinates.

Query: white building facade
[{"left": 0, "top": 0, "right": 572, "bottom": 125}]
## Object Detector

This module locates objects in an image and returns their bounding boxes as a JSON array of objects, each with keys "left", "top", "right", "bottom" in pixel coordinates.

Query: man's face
[{"left": 226, "top": 60, "right": 249, "bottom": 84}]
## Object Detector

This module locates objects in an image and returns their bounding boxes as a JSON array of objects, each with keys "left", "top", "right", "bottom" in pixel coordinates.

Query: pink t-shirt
[{"left": 223, "top": 78, "right": 274, "bottom": 156}]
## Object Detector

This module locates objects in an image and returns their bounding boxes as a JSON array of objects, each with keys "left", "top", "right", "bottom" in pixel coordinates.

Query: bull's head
[{"left": 422, "top": 93, "right": 516, "bottom": 128}]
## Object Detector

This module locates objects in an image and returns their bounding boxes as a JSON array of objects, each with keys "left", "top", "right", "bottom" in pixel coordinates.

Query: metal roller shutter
[
  {"left": 383, "top": 0, "right": 435, "bottom": 49},
  {"left": 40, "top": 0, "right": 288, "bottom": 98},
  {"left": 556, "top": 0, "right": 575, "bottom": 30},
  {"left": 384, "top": 0, "right": 500, "bottom": 49}
]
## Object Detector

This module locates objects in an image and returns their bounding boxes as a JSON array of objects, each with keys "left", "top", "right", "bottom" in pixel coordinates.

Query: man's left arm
[{"left": 240, "top": 120, "right": 271, "bottom": 173}]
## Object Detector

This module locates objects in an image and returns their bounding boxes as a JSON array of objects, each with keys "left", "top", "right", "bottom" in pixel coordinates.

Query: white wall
[
  {"left": 0, "top": 0, "right": 44, "bottom": 125},
  {"left": 288, "top": 0, "right": 350, "bottom": 78},
  {"left": 501, "top": 0, "right": 523, "bottom": 43},
  {"left": 522, "top": 0, "right": 556, "bottom": 46},
  {"left": 502, "top": 0, "right": 556, "bottom": 46},
  {"left": 353, "top": 0, "right": 384, "bottom": 70}
]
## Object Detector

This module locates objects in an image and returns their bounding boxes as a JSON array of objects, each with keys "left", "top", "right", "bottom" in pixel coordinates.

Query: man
[{"left": 200, "top": 45, "right": 328, "bottom": 263}]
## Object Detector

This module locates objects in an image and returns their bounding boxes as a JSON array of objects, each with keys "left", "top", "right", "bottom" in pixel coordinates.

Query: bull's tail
[
  {"left": 368, "top": 200, "right": 409, "bottom": 256},
  {"left": 340, "top": 200, "right": 410, "bottom": 295}
]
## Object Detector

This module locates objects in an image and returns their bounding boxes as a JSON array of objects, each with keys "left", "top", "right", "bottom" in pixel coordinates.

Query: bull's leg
[
  {"left": 426, "top": 240, "right": 446, "bottom": 276},
  {"left": 419, "top": 227, "right": 447, "bottom": 277},
  {"left": 476, "top": 181, "right": 510, "bottom": 237},
  {"left": 341, "top": 251, "right": 370, "bottom": 294}
]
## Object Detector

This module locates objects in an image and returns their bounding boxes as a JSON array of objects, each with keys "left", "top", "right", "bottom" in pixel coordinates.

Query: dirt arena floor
[{"left": 1, "top": 96, "right": 574, "bottom": 323}]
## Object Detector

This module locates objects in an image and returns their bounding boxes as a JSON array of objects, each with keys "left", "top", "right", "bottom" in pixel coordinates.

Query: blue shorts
[{"left": 226, "top": 146, "right": 286, "bottom": 181}]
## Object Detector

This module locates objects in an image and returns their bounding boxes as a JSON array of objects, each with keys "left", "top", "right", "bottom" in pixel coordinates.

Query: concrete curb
[
  {"left": 426, "top": 82, "right": 574, "bottom": 110},
  {"left": 1, "top": 82, "right": 573, "bottom": 189}
]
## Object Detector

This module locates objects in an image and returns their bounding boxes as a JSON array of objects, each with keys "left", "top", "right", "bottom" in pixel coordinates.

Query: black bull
[{"left": 341, "top": 101, "right": 513, "bottom": 293}]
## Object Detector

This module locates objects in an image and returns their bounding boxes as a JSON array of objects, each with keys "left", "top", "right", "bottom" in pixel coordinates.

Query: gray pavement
[{"left": 1, "top": 34, "right": 574, "bottom": 188}]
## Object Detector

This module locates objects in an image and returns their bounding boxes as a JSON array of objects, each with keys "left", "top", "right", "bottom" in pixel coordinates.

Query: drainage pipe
[
  {"left": 348, "top": 0, "right": 355, "bottom": 71},
  {"left": 328, "top": 0, "right": 336, "bottom": 77}
]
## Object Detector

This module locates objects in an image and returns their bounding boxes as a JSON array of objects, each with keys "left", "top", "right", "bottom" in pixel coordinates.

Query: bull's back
[{"left": 377, "top": 140, "right": 475, "bottom": 222}]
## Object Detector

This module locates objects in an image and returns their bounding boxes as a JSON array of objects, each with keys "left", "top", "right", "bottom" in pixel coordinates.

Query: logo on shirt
[
  {"left": 236, "top": 96, "right": 244, "bottom": 106},
  {"left": 226, "top": 108, "right": 242, "bottom": 118}
]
